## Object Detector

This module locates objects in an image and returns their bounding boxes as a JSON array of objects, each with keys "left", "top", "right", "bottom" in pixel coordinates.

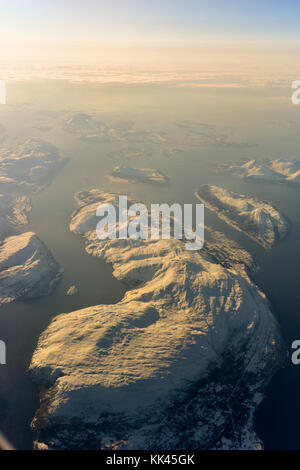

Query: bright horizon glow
[
  {"left": 0, "top": 0, "right": 300, "bottom": 79},
  {"left": 1, "top": 1, "right": 300, "bottom": 44}
]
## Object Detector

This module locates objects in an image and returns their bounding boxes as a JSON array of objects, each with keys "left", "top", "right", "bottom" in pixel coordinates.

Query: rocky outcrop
[{"left": 66, "top": 285, "right": 78, "bottom": 296}]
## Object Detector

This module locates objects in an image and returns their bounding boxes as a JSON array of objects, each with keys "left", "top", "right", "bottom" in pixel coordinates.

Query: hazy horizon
[{"left": 1, "top": 0, "right": 300, "bottom": 79}]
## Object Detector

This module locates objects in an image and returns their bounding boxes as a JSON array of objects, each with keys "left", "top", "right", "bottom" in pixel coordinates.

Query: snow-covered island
[
  {"left": 0, "top": 138, "right": 66, "bottom": 194},
  {"left": 64, "top": 113, "right": 167, "bottom": 144},
  {"left": 64, "top": 113, "right": 110, "bottom": 142},
  {"left": 0, "top": 194, "right": 31, "bottom": 240},
  {"left": 0, "top": 232, "right": 62, "bottom": 307},
  {"left": 0, "top": 139, "right": 65, "bottom": 306},
  {"left": 195, "top": 185, "right": 289, "bottom": 250},
  {"left": 0, "top": 138, "right": 66, "bottom": 239},
  {"left": 224, "top": 159, "right": 300, "bottom": 185},
  {"left": 108, "top": 165, "right": 168, "bottom": 184},
  {"left": 29, "top": 190, "right": 284, "bottom": 450}
]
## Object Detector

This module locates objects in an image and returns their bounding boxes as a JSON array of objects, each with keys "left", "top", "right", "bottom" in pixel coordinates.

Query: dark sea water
[{"left": 0, "top": 82, "right": 300, "bottom": 449}]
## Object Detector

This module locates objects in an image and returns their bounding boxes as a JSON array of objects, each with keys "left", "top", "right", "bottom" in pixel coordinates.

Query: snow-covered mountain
[
  {"left": 0, "top": 232, "right": 62, "bottom": 307},
  {"left": 29, "top": 190, "right": 284, "bottom": 450},
  {"left": 0, "top": 139, "right": 64, "bottom": 306},
  {"left": 196, "top": 185, "right": 289, "bottom": 249},
  {"left": 224, "top": 158, "right": 300, "bottom": 185}
]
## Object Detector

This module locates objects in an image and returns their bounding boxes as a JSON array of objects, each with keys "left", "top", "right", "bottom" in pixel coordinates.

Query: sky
[
  {"left": 0, "top": 0, "right": 300, "bottom": 71},
  {"left": 1, "top": 0, "right": 300, "bottom": 43}
]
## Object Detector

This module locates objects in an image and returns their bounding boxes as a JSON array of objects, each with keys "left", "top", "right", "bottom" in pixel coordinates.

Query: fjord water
[{"left": 0, "top": 82, "right": 300, "bottom": 449}]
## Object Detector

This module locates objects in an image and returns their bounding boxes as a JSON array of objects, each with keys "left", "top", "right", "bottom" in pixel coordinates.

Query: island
[
  {"left": 108, "top": 165, "right": 168, "bottom": 184},
  {"left": 0, "top": 138, "right": 65, "bottom": 305},
  {"left": 224, "top": 158, "right": 300, "bottom": 185},
  {"left": 0, "top": 232, "right": 62, "bottom": 307},
  {"left": 195, "top": 185, "right": 289, "bottom": 249},
  {"left": 28, "top": 190, "right": 284, "bottom": 450}
]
